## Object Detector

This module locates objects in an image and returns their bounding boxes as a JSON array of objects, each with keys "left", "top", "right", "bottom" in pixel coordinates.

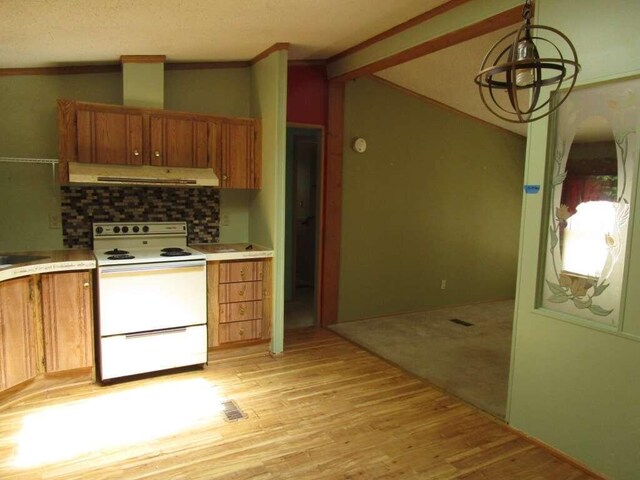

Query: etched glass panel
[{"left": 541, "top": 78, "right": 640, "bottom": 326}]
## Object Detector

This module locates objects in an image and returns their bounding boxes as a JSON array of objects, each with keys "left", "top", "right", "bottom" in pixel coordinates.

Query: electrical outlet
[
  {"left": 49, "top": 213, "right": 62, "bottom": 229},
  {"left": 221, "top": 213, "right": 230, "bottom": 227},
  {"left": 440, "top": 280, "right": 447, "bottom": 290}
]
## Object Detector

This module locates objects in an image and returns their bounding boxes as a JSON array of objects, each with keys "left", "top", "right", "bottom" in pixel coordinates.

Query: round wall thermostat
[{"left": 352, "top": 137, "right": 367, "bottom": 153}]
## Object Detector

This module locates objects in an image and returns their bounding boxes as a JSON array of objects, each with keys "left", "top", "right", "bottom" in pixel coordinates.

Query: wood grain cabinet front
[
  {"left": 207, "top": 259, "right": 271, "bottom": 349},
  {"left": 76, "top": 107, "right": 144, "bottom": 165},
  {"left": 58, "top": 99, "right": 262, "bottom": 188},
  {"left": 41, "top": 271, "right": 94, "bottom": 373},
  {"left": 0, "top": 277, "right": 38, "bottom": 391}
]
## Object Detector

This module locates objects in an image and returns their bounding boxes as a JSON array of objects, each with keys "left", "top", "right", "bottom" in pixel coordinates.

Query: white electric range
[{"left": 93, "top": 221, "right": 208, "bottom": 382}]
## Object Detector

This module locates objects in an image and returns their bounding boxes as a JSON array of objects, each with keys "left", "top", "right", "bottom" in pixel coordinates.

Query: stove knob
[
  {"left": 113, "top": 226, "right": 121, "bottom": 233},
  {"left": 142, "top": 226, "right": 149, "bottom": 233},
  {"left": 133, "top": 226, "right": 140, "bottom": 233},
  {"left": 95, "top": 226, "right": 104, "bottom": 234},
  {"left": 122, "top": 226, "right": 129, "bottom": 233}
]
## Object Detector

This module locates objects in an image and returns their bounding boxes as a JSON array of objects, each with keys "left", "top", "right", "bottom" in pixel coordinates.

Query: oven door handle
[
  {"left": 125, "top": 327, "right": 187, "bottom": 339},
  {"left": 100, "top": 260, "right": 205, "bottom": 274}
]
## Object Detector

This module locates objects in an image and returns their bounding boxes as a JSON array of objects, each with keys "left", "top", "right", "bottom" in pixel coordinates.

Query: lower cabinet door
[
  {"left": 100, "top": 324, "right": 207, "bottom": 380},
  {"left": 219, "top": 320, "right": 261, "bottom": 344}
]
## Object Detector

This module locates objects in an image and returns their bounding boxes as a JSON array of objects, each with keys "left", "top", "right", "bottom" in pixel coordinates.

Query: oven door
[{"left": 98, "top": 259, "right": 206, "bottom": 336}]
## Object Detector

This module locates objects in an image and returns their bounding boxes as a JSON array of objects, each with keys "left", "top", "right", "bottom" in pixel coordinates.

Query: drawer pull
[
  {"left": 239, "top": 304, "right": 246, "bottom": 316},
  {"left": 238, "top": 328, "right": 245, "bottom": 337},
  {"left": 83, "top": 282, "right": 90, "bottom": 288},
  {"left": 133, "top": 149, "right": 140, "bottom": 157},
  {"left": 125, "top": 327, "right": 186, "bottom": 338},
  {"left": 240, "top": 268, "right": 246, "bottom": 280},
  {"left": 239, "top": 285, "right": 246, "bottom": 297}
]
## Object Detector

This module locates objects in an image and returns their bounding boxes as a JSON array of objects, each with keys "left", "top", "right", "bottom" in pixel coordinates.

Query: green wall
[
  {"left": 249, "top": 49, "right": 288, "bottom": 353},
  {"left": 338, "top": 77, "right": 525, "bottom": 322},
  {"left": 165, "top": 68, "right": 253, "bottom": 243},
  {"left": 0, "top": 73, "right": 122, "bottom": 251},
  {"left": 0, "top": 68, "right": 253, "bottom": 252},
  {"left": 508, "top": 1, "right": 640, "bottom": 479}
]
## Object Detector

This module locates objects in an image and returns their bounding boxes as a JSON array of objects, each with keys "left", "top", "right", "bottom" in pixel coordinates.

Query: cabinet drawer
[
  {"left": 219, "top": 281, "right": 262, "bottom": 303},
  {"left": 219, "top": 319, "right": 261, "bottom": 344},
  {"left": 100, "top": 325, "right": 207, "bottom": 380},
  {"left": 219, "top": 261, "right": 263, "bottom": 283},
  {"left": 220, "top": 300, "right": 263, "bottom": 323}
]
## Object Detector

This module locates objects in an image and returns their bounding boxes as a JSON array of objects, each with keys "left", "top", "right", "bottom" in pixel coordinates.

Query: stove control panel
[{"left": 93, "top": 222, "right": 187, "bottom": 238}]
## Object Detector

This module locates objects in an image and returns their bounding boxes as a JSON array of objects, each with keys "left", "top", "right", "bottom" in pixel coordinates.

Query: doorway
[{"left": 285, "top": 126, "right": 323, "bottom": 328}]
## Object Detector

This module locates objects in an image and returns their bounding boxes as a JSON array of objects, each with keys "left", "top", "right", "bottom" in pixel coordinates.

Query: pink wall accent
[{"left": 287, "top": 65, "right": 328, "bottom": 126}]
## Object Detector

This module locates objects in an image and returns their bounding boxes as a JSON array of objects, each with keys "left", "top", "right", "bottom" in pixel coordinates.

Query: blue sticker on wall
[{"left": 524, "top": 185, "right": 540, "bottom": 194}]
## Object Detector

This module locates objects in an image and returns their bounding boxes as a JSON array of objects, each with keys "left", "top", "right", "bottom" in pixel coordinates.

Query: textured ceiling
[
  {"left": 0, "top": 0, "right": 529, "bottom": 136},
  {"left": 377, "top": 25, "right": 528, "bottom": 137},
  {"left": 0, "top": 0, "right": 449, "bottom": 67}
]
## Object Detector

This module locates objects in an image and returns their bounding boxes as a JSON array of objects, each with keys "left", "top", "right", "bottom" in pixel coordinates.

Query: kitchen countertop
[
  {"left": 191, "top": 243, "right": 274, "bottom": 261},
  {"left": 0, "top": 249, "right": 96, "bottom": 283}
]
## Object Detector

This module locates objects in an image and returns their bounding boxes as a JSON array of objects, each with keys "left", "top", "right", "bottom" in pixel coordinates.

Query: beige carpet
[{"left": 329, "top": 300, "right": 514, "bottom": 419}]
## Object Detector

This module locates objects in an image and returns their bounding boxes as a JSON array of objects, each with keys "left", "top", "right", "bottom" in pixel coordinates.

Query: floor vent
[
  {"left": 449, "top": 318, "right": 474, "bottom": 327},
  {"left": 221, "top": 399, "right": 247, "bottom": 422}
]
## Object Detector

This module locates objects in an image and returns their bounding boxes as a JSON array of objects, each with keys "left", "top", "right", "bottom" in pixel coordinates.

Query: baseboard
[{"left": 499, "top": 422, "right": 607, "bottom": 479}]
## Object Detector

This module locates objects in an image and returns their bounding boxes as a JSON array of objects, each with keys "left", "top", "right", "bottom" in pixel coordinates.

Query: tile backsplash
[{"left": 61, "top": 186, "right": 220, "bottom": 248}]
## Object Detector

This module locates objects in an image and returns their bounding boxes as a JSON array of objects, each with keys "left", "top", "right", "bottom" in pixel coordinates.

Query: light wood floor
[{"left": 0, "top": 328, "right": 596, "bottom": 479}]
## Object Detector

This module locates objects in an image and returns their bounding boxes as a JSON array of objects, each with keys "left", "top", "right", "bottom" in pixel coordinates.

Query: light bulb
[{"left": 515, "top": 38, "right": 535, "bottom": 87}]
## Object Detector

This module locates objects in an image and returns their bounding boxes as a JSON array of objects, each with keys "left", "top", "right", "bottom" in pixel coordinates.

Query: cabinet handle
[
  {"left": 83, "top": 282, "right": 90, "bottom": 288},
  {"left": 223, "top": 175, "right": 228, "bottom": 181},
  {"left": 154, "top": 151, "right": 161, "bottom": 158},
  {"left": 133, "top": 149, "right": 140, "bottom": 157}
]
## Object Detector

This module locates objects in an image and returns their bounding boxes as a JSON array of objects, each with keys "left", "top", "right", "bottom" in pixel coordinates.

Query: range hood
[{"left": 68, "top": 162, "right": 219, "bottom": 187}]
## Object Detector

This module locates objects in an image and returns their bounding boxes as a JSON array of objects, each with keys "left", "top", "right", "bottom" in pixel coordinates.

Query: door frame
[{"left": 286, "top": 122, "right": 325, "bottom": 324}]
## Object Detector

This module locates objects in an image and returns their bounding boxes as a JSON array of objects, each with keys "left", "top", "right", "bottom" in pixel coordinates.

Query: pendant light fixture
[{"left": 474, "top": 0, "right": 580, "bottom": 123}]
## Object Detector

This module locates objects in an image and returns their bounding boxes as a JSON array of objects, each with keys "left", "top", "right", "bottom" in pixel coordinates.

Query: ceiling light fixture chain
[{"left": 474, "top": 0, "right": 580, "bottom": 124}]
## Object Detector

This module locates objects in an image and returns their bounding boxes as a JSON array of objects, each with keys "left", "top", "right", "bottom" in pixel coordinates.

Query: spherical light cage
[{"left": 474, "top": 22, "right": 580, "bottom": 124}]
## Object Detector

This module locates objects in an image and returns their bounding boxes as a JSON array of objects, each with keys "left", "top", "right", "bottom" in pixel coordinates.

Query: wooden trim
[
  {"left": 332, "top": 5, "right": 523, "bottom": 82},
  {"left": 120, "top": 55, "right": 166, "bottom": 64},
  {"left": 165, "top": 61, "right": 250, "bottom": 70},
  {"left": 319, "top": 81, "right": 344, "bottom": 327},
  {"left": 287, "top": 121, "right": 325, "bottom": 129},
  {"left": 370, "top": 75, "right": 524, "bottom": 138},
  {"left": 504, "top": 424, "right": 608, "bottom": 480},
  {"left": 251, "top": 43, "right": 290, "bottom": 65},
  {"left": 288, "top": 60, "right": 327, "bottom": 67},
  {"left": 329, "top": 0, "right": 473, "bottom": 63},
  {"left": 0, "top": 64, "right": 120, "bottom": 77}
]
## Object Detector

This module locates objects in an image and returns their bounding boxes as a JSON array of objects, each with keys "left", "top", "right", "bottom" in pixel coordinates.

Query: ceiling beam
[
  {"left": 327, "top": 0, "right": 523, "bottom": 81},
  {"left": 329, "top": 0, "right": 474, "bottom": 64}
]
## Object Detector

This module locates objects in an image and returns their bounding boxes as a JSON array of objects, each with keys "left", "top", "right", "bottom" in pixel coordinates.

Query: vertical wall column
[
  {"left": 319, "top": 80, "right": 345, "bottom": 326},
  {"left": 121, "top": 55, "right": 166, "bottom": 109}
]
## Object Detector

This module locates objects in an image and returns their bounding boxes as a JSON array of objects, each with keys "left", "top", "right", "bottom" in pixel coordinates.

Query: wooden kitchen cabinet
[
  {"left": 76, "top": 106, "right": 144, "bottom": 165},
  {"left": 217, "top": 121, "right": 261, "bottom": 189},
  {"left": 207, "top": 259, "right": 271, "bottom": 349},
  {"left": 149, "top": 115, "right": 209, "bottom": 168},
  {"left": 41, "top": 271, "right": 94, "bottom": 373},
  {"left": 58, "top": 99, "right": 262, "bottom": 188},
  {"left": 0, "top": 277, "right": 38, "bottom": 391}
]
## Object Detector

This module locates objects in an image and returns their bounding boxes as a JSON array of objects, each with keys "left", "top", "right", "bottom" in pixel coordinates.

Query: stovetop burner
[
  {"left": 105, "top": 248, "right": 130, "bottom": 255},
  {"left": 160, "top": 251, "right": 192, "bottom": 257},
  {"left": 161, "top": 247, "right": 185, "bottom": 253},
  {"left": 108, "top": 254, "right": 136, "bottom": 260}
]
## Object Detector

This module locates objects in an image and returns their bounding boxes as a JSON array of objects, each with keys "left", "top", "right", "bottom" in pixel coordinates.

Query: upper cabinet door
[
  {"left": 76, "top": 109, "right": 144, "bottom": 165},
  {"left": 149, "top": 116, "right": 209, "bottom": 168},
  {"left": 221, "top": 120, "right": 260, "bottom": 189}
]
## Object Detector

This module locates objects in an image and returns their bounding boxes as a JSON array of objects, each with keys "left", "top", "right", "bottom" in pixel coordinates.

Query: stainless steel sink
[{"left": 0, "top": 254, "right": 49, "bottom": 266}]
